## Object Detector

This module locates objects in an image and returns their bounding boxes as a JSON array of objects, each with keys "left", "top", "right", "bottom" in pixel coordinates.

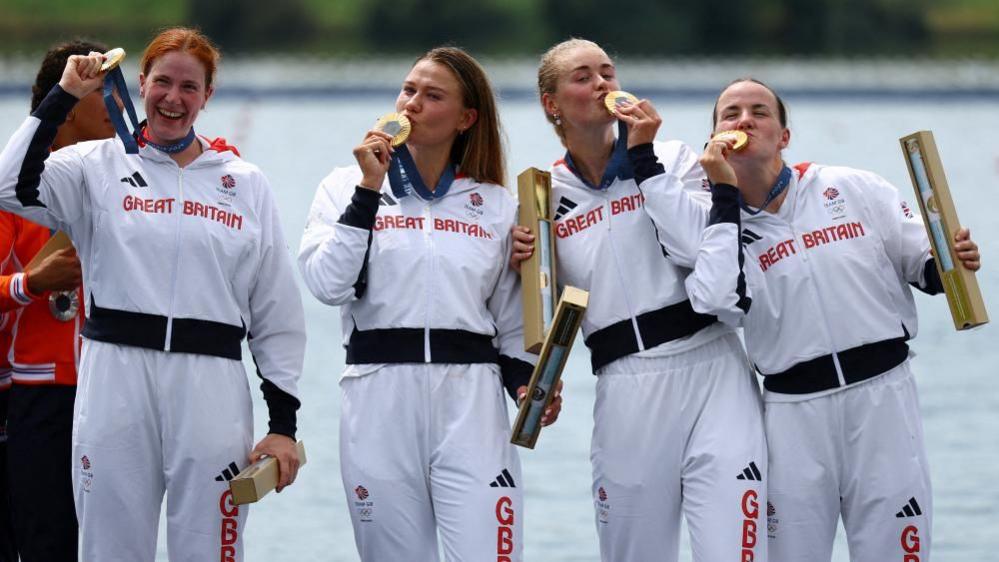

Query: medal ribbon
[
  {"left": 564, "top": 121, "right": 634, "bottom": 191},
  {"left": 141, "top": 127, "right": 197, "bottom": 154},
  {"left": 740, "top": 164, "right": 792, "bottom": 216},
  {"left": 102, "top": 66, "right": 141, "bottom": 154},
  {"left": 387, "top": 144, "right": 457, "bottom": 200}
]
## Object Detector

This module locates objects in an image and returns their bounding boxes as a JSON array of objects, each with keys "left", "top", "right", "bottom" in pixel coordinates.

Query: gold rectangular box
[
  {"left": 511, "top": 286, "right": 588, "bottom": 449},
  {"left": 899, "top": 130, "right": 988, "bottom": 330},
  {"left": 230, "top": 440, "right": 307, "bottom": 505},
  {"left": 26, "top": 231, "right": 72, "bottom": 269},
  {"left": 517, "top": 168, "right": 557, "bottom": 354}
]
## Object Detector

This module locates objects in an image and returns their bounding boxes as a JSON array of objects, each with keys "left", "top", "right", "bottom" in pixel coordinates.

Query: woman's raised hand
[
  {"left": 353, "top": 130, "right": 395, "bottom": 191},
  {"left": 58, "top": 51, "right": 107, "bottom": 100}
]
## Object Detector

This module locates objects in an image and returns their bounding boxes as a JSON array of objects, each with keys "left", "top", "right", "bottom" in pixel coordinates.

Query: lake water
[{"left": 0, "top": 86, "right": 996, "bottom": 561}]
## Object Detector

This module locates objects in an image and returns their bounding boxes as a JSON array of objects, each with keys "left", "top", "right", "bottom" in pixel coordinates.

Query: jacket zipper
[
  {"left": 164, "top": 167, "right": 185, "bottom": 351},
  {"left": 422, "top": 201, "right": 434, "bottom": 362},
  {"left": 604, "top": 193, "right": 644, "bottom": 351}
]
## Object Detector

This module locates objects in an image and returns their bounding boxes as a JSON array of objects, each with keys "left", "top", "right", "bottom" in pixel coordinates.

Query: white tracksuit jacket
[
  {"left": 0, "top": 86, "right": 305, "bottom": 434},
  {"left": 635, "top": 150, "right": 939, "bottom": 394},
  {"left": 298, "top": 166, "right": 535, "bottom": 396},
  {"left": 550, "top": 140, "right": 733, "bottom": 373}
]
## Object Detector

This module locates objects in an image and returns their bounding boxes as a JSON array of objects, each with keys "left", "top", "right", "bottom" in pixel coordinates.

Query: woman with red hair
[{"left": 0, "top": 28, "right": 305, "bottom": 561}]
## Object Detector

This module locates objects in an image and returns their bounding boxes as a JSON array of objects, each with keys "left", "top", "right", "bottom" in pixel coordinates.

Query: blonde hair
[
  {"left": 417, "top": 47, "right": 504, "bottom": 186},
  {"left": 537, "top": 38, "right": 604, "bottom": 143}
]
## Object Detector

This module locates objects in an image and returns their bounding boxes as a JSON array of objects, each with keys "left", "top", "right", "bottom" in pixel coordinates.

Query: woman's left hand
[
  {"left": 616, "top": 99, "right": 661, "bottom": 149},
  {"left": 954, "top": 227, "right": 980, "bottom": 271},
  {"left": 516, "top": 380, "right": 564, "bottom": 427},
  {"left": 248, "top": 434, "right": 301, "bottom": 492}
]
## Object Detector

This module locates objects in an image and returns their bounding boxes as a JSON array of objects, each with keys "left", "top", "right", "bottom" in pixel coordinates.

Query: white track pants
[
  {"left": 765, "top": 361, "right": 932, "bottom": 562},
  {"left": 72, "top": 340, "right": 253, "bottom": 562},
  {"left": 592, "top": 332, "right": 768, "bottom": 562},
  {"left": 339, "top": 363, "right": 523, "bottom": 562}
]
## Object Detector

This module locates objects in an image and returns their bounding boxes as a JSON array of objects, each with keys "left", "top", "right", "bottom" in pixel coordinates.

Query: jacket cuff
[
  {"left": 708, "top": 183, "right": 741, "bottom": 225},
  {"left": 498, "top": 355, "right": 533, "bottom": 401},
  {"left": 336, "top": 186, "right": 381, "bottom": 230},
  {"left": 12, "top": 273, "right": 40, "bottom": 304},
  {"left": 917, "top": 258, "right": 945, "bottom": 295},
  {"left": 32, "top": 85, "right": 78, "bottom": 123},
  {"left": 260, "top": 379, "right": 300, "bottom": 439},
  {"left": 627, "top": 143, "right": 664, "bottom": 186}
]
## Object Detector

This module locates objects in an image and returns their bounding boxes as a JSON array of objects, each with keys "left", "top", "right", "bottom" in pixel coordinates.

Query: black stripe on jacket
[{"left": 17, "top": 86, "right": 78, "bottom": 208}]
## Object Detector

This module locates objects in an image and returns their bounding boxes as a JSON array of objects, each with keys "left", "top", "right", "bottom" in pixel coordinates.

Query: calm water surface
[{"left": 1, "top": 92, "right": 996, "bottom": 561}]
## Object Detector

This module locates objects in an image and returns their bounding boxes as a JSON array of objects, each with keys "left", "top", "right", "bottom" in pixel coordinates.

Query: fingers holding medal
[
  {"left": 608, "top": 90, "right": 662, "bottom": 148},
  {"left": 355, "top": 112, "right": 409, "bottom": 191},
  {"left": 701, "top": 131, "right": 745, "bottom": 187}
]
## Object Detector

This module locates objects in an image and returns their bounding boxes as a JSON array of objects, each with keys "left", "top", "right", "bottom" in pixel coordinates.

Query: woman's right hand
[
  {"left": 510, "top": 225, "right": 535, "bottom": 273},
  {"left": 699, "top": 138, "right": 738, "bottom": 187},
  {"left": 58, "top": 52, "right": 107, "bottom": 100},
  {"left": 353, "top": 130, "right": 395, "bottom": 191}
]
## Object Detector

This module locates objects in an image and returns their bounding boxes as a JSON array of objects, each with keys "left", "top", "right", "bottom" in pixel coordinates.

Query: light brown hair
[
  {"left": 537, "top": 38, "right": 603, "bottom": 143},
  {"left": 141, "top": 27, "right": 221, "bottom": 89},
  {"left": 417, "top": 47, "right": 504, "bottom": 186}
]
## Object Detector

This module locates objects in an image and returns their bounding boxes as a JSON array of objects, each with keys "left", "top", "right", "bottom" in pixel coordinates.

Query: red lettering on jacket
[
  {"left": 219, "top": 490, "right": 239, "bottom": 561},
  {"left": 741, "top": 489, "right": 759, "bottom": 560},
  {"left": 901, "top": 525, "right": 920, "bottom": 561},
  {"left": 496, "top": 495, "right": 514, "bottom": 560}
]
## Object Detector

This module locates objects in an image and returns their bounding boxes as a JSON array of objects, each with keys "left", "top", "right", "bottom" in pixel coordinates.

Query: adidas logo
[
  {"left": 736, "top": 461, "right": 763, "bottom": 481},
  {"left": 553, "top": 196, "right": 578, "bottom": 221},
  {"left": 379, "top": 192, "right": 398, "bottom": 206},
  {"left": 895, "top": 497, "right": 923, "bottom": 518},
  {"left": 120, "top": 171, "right": 148, "bottom": 188},
  {"left": 489, "top": 468, "right": 517, "bottom": 488},
  {"left": 214, "top": 461, "right": 240, "bottom": 482},
  {"left": 741, "top": 228, "right": 763, "bottom": 246}
]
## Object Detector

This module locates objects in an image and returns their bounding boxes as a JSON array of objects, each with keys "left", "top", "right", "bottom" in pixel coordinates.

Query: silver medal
[{"left": 49, "top": 290, "right": 79, "bottom": 322}]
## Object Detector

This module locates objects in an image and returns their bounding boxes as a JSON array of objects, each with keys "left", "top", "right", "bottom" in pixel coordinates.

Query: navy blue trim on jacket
[
  {"left": 337, "top": 186, "right": 380, "bottom": 298},
  {"left": 761, "top": 337, "right": 909, "bottom": 394},
  {"left": 347, "top": 327, "right": 528, "bottom": 400},
  {"left": 584, "top": 301, "right": 718, "bottom": 372},
  {"left": 17, "top": 86, "right": 77, "bottom": 208},
  {"left": 82, "top": 297, "right": 246, "bottom": 360},
  {"left": 709, "top": 183, "right": 752, "bottom": 314}
]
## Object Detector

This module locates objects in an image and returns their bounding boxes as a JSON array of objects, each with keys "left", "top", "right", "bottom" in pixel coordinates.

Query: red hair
[{"left": 140, "top": 27, "right": 221, "bottom": 88}]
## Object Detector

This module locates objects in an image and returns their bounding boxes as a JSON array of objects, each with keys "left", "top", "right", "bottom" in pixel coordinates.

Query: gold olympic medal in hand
[
  {"left": 604, "top": 90, "right": 639, "bottom": 115},
  {"left": 711, "top": 130, "right": 749, "bottom": 151},
  {"left": 373, "top": 113, "right": 412, "bottom": 147},
  {"left": 100, "top": 48, "right": 126, "bottom": 73}
]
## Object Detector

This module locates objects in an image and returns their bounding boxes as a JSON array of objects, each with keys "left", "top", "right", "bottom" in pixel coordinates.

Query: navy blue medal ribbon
[
  {"left": 387, "top": 144, "right": 457, "bottom": 200},
  {"left": 102, "top": 66, "right": 141, "bottom": 154},
  {"left": 141, "top": 127, "right": 197, "bottom": 154},
  {"left": 564, "top": 120, "right": 634, "bottom": 190},
  {"left": 740, "top": 164, "right": 792, "bottom": 215}
]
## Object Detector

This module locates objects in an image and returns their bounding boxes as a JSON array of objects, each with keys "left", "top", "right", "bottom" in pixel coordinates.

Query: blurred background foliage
[{"left": 1, "top": 0, "right": 997, "bottom": 57}]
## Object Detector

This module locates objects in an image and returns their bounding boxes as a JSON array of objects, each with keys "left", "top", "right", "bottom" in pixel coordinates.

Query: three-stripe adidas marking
[
  {"left": 489, "top": 469, "right": 517, "bottom": 488},
  {"left": 553, "top": 197, "right": 578, "bottom": 221},
  {"left": 120, "top": 171, "right": 148, "bottom": 188},
  {"left": 736, "top": 461, "right": 763, "bottom": 481},
  {"left": 215, "top": 462, "right": 240, "bottom": 482},
  {"left": 379, "top": 193, "right": 397, "bottom": 206},
  {"left": 741, "top": 228, "right": 763, "bottom": 246},
  {"left": 895, "top": 497, "right": 923, "bottom": 518}
]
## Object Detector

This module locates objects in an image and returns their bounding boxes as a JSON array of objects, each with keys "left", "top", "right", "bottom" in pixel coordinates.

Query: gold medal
[
  {"left": 49, "top": 290, "right": 79, "bottom": 322},
  {"left": 711, "top": 130, "right": 749, "bottom": 151},
  {"left": 100, "top": 48, "right": 126, "bottom": 73},
  {"left": 604, "top": 91, "right": 639, "bottom": 115},
  {"left": 374, "top": 113, "right": 411, "bottom": 146}
]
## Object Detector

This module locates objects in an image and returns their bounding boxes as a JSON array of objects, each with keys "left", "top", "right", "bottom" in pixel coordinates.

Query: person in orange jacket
[{"left": 0, "top": 38, "right": 112, "bottom": 562}]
